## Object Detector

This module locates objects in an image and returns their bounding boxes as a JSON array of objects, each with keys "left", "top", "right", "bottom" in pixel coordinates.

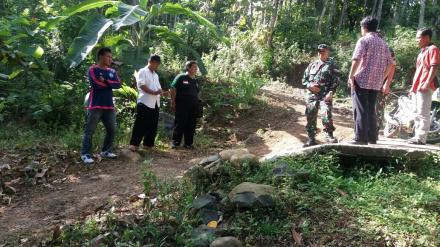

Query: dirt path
[
  {"left": 228, "top": 82, "right": 354, "bottom": 160},
  {"left": 0, "top": 82, "right": 355, "bottom": 244}
]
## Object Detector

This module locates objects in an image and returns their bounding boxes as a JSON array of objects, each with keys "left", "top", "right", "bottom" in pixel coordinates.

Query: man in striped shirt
[{"left": 81, "top": 47, "right": 121, "bottom": 164}]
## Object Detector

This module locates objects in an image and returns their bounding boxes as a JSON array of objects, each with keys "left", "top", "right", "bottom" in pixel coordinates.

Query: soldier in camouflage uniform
[{"left": 302, "top": 44, "right": 340, "bottom": 147}]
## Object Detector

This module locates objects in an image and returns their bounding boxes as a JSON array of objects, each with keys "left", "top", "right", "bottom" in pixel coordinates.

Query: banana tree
[{"left": 44, "top": 0, "right": 227, "bottom": 74}]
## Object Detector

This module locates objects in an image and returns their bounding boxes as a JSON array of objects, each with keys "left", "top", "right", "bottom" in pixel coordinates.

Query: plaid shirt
[{"left": 352, "top": 32, "right": 393, "bottom": 90}]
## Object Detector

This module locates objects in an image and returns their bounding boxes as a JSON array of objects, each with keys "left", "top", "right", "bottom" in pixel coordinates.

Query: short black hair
[
  {"left": 149, "top": 55, "right": 161, "bottom": 63},
  {"left": 185, "top": 60, "right": 198, "bottom": 71},
  {"left": 360, "top": 16, "right": 379, "bottom": 32},
  {"left": 97, "top": 47, "right": 112, "bottom": 60},
  {"left": 418, "top": 28, "right": 433, "bottom": 39}
]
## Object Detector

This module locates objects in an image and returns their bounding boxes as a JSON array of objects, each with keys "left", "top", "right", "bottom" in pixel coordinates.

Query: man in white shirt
[{"left": 129, "top": 55, "right": 163, "bottom": 151}]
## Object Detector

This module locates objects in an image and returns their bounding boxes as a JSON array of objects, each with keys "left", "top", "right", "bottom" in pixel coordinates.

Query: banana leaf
[
  {"left": 44, "top": 0, "right": 119, "bottom": 29},
  {"left": 113, "top": 3, "right": 148, "bottom": 31},
  {"left": 66, "top": 15, "right": 114, "bottom": 67}
]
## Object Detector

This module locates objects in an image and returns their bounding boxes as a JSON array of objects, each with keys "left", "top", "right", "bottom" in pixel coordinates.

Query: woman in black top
[{"left": 170, "top": 61, "right": 200, "bottom": 149}]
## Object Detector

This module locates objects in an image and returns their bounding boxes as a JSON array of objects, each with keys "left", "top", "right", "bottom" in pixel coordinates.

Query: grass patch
[{"left": 45, "top": 152, "right": 440, "bottom": 246}]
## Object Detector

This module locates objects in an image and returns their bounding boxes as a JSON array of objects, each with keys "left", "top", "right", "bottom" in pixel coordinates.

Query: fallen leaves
[{"left": 292, "top": 229, "right": 303, "bottom": 246}]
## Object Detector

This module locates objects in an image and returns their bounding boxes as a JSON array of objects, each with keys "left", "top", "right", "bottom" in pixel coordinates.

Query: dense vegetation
[{"left": 1, "top": 0, "right": 439, "bottom": 139}]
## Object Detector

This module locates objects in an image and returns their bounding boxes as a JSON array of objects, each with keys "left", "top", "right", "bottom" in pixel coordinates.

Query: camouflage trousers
[
  {"left": 375, "top": 92, "right": 388, "bottom": 134},
  {"left": 305, "top": 97, "right": 335, "bottom": 137}
]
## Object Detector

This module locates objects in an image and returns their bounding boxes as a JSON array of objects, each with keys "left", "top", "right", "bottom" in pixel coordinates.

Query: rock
[
  {"left": 244, "top": 134, "right": 262, "bottom": 145},
  {"left": 190, "top": 225, "right": 216, "bottom": 247},
  {"left": 192, "top": 195, "right": 217, "bottom": 210},
  {"left": 272, "top": 163, "right": 294, "bottom": 178},
  {"left": 219, "top": 149, "right": 249, "bottom": 161},
  {"left": 199, "top": 154, "right": 221, "bottom": 167},
  {"left": 120, "top": 148, "right": 141, "bottom": 163},
  {"left": 0, "top": 164, "right": 11, "bottom": 173},
  {"left": 199, "top": 208, "right": 221, "bottom": 224},
  {"left": 228, "top": 182, "right": 276, "bottom": 208},
  {"left": 210, "top": 237, "right": 242, "bottom": 247},
  {"left": 159, "top": 112, "right": 175, "bottom": 137},
  {"left": 184, "top": 165, "right": 209, "bottom": 183},
  {"left": 191, "top": 154, "right": 221, "bottom": 167},
  {"left": 230, "top": 153, "right": 259, "bottom": 168}
]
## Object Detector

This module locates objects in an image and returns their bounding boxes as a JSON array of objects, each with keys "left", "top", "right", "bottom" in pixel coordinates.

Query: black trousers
[
  {"left": 130, "top": 103, "right": 159, "bottom": 147},
  {"left": 173, "top": 98, "right": 198, "bottom": 146},
  {"left": 352, "top": 86, "right": 378, "bottom": 143}
]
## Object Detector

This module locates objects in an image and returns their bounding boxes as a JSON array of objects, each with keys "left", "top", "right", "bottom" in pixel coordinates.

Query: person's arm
[
  {"left": 420, "top": 47, "right": 439, "bottom": 92},
  {"left": 169, "top": 75, "right": 180, "bottom": 112},
  {"left": 88, "top": 66, "right": 108, "bottom": 90},
  {"left": 420, "top": 65, "right": 439, "bottom": 92},
  {"left": 382, "top": 63, "right": 396, "bottom": 94},
  {"left": 137, "top": 70, "right": 161, "bottom": 95},
  {"left": 348, "top": 59, "right": 361, "bottom": 88},
  {"left": 302, "top": 65, "right": 311, "bottom": 87},
  {"left": 106, "top": 69, "right": 122, "bottom": 89},
  {"left": 303, "top": 64, "right": 320, "bottom": 93},
  {"left": 349, "top": 39, "right": 365, "bottom": 88}
]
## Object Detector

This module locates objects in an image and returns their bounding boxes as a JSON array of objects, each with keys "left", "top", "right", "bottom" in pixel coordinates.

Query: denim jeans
[{"left": 81, "top": 109, "right": 116, "bottom": 155}]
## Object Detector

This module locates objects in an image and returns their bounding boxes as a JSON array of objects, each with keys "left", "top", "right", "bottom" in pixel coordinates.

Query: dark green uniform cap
[{"left": 317, "top": 44, "right": 330, "bottom": 51}]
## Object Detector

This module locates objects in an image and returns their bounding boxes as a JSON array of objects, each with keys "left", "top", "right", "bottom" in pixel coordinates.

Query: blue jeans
[{"left": 81, "top": 109, "right": 116, "bottom": 155}]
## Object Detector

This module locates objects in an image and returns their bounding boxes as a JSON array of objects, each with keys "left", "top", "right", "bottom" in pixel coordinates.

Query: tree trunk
[
  {"left": 338, "top": 0, "right": 348, "bottom": 31},
  {"left": 376, "top": 0, "right": 384, "bottom": 26},
  {"left": 267, "top": 0, "right": 280, "bottom": 46},
  {"left": 326, "top": 0, "right": 336, "bottom": 36},
  {"left": 392, "top": 1, "right": 400, "bottom": 25},
  {"left": 433, "top": 0, "right": 439, "bottom": 38},
  {"left": 371, "top": 0, "right": 378, "bottom": 16},
  {"left": 419, "top": 0, "right": 426, "bottom": 28},
  {"left": 364, "top": 0, "right": 368, "bottom": 16},
  {"left": 317, "top": 0, "right": 328, "bottom": 34}
]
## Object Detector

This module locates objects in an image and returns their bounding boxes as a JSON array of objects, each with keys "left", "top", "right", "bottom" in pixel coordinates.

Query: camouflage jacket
[{"left": 302, "top": 58, "right": 340, "bottom": 99}]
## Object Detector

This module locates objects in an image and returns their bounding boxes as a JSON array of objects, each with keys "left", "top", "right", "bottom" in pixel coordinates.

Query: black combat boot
[
  {"left": 325, "top": 132, "right": 338, "bottom": 143},
  {"left": 303, "top": 136, "right": 317, "bottom": 147}
]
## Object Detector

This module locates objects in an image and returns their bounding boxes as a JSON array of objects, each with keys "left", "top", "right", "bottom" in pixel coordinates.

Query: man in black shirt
[{"left": 170, "top": 61, "right": 200, "bottom": 149}]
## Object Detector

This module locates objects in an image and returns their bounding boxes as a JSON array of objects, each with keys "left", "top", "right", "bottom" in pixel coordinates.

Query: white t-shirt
[{"left": 136, "top": 66, "right": 161, "bottom": 109}]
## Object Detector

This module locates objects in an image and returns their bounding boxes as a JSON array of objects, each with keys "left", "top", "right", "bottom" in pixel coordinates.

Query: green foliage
[
  {"left": 46, "top": 0, "right": 226, "bottom": 70},
  {"left": 54, "top": 153, "right": 440, "bottom": 246}
]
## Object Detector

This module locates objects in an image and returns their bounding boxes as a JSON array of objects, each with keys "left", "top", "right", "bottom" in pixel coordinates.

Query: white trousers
[{"left": 412, "top": 89, "right": 433, "bottom": 143}]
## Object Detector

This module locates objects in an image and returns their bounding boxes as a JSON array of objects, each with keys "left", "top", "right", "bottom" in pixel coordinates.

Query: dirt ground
[{"left": 0, "top": 82, "right": 355, "bottom": 245}]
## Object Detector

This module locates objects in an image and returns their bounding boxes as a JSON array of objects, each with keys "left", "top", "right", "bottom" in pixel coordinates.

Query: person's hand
[
  {"left": 155, "top": 89, "right": 163, "bottom": 95},
  {"left": 325, "top": 92, "right": 333, "bottom": 102},
  {"left": 348, "top": 76, "right": 355, "bottom": 89},
  {"left": 418, "top": 82, "right": 430, "bottom": 93},
  {"left": 308, "top": 83, "right": 320, "bottom": 94},
  {"left": 161, "top": 90, "right": 170, "bottom": 97},
  {"left": 381, "top": 85, "right": 390, "bottom": 95}
]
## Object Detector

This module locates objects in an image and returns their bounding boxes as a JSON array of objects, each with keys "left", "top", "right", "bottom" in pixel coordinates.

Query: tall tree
[
  {"left": 339, "top": 0, "right": 348, "bottom": 31},
  {"left": 376, "top": 0, "right": 384, "bottom": 26},
  {"left": 317, "top": 0, "right": 328, "bottom": 34},
  {"left": 432, "top": 0, "right": 439, "bottom": 38},
  {"left": 267, "top": 0, "right": 280, "bottom": 46},
  {"left": 371, "top": 0, "right": 378, "bottom": 16},
  {"left": 419, "top": 0, "right": 426, "bottom": 28},
  {"left": 326, "top": 0, "right": 336, "bottom": 35}
]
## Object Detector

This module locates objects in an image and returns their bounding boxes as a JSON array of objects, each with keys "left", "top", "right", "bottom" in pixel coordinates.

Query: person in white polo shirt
[{"left": 129, "top": 55, "right": 163, "bottom": 151}]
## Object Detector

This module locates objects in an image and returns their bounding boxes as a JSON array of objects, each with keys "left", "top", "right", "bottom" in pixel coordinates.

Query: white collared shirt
[{"left": 136, "top": 66, "right": 161, "bottom": 109}]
